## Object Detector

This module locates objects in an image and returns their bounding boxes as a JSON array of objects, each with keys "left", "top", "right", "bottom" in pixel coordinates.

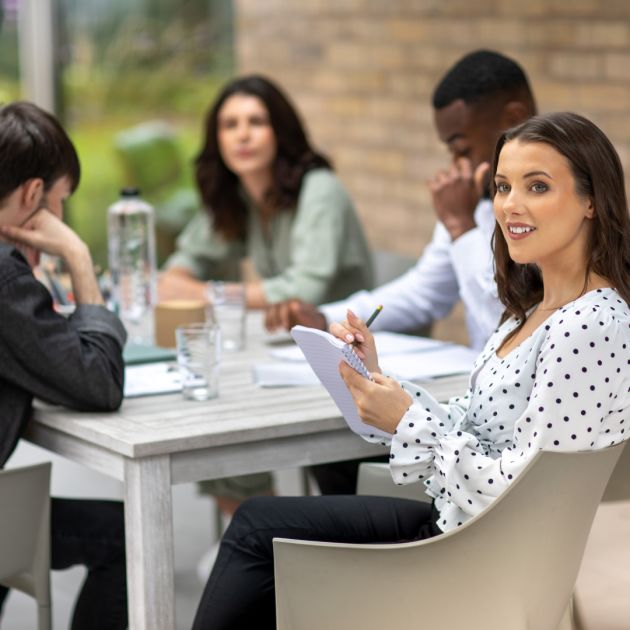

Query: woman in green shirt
[
  {"left": 158, "top": 76, "right": 374, "bottom": 569},
  {"left": 159, "top": 75, "right": 373, "bottom": 307}
]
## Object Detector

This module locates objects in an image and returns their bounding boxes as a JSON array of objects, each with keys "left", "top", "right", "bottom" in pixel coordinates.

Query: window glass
[{"left": 59, "top": 0, "right": 234, "bottom": 266}]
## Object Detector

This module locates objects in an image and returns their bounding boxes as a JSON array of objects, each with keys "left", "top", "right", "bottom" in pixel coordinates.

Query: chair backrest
[
  {"left": 371, "top": 249, "right": 416, "bottom": 288},
  {"left": 274, "top": 445, "right": 625, "bottom": 630},
  {"left": 0, "top": 462, "right": 51, "bottom": 630}
]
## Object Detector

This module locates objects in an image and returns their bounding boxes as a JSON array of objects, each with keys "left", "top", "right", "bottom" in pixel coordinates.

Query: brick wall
[{"left": 235, "top": 0, "right": 630, "bottom": 343}]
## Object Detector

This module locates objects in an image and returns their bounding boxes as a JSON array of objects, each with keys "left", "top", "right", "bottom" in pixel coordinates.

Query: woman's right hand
[{"left": 329, "top": 309, "right": 380, "bottom": 373}]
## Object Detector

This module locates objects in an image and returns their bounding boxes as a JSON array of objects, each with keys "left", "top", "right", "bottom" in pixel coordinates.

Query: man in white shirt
[
  {"left": 265, "top": 50, "right": 538, "bottom": 495},
  {"left": 265, "top": 50, "right": 538, "bottom": 353}
]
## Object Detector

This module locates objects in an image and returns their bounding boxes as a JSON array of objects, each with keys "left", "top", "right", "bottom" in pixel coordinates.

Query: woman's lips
[{"left": 506, "top": 223, "right": 536, "bottom": 240}]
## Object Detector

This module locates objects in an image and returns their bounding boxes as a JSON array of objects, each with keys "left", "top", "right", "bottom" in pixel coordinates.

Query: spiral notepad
[{"left": 290, "top": 325, "right": 391, "bottom": 438}]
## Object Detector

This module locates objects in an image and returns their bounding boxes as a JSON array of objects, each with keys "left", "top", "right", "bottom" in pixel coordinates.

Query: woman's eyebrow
[{"left": 523, "top": 170, "right": 552, "bottom": 179}]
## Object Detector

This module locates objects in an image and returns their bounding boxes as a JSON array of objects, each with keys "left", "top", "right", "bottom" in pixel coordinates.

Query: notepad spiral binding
[{"left": 341, "top": 344, "right": 372, "bottom": 379}]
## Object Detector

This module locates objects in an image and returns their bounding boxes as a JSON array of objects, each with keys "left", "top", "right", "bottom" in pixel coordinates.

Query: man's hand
[
  {"left": 0, "top": 209, "right": 103, "bottom": 305},
  {"left": 329, "top": 309, "right": 380, "bottom": 373},
  {"left": 427, "top": 158, "right": 490, "bottom": 240},
  {"left": 0, "top": 208, "right": 89, "bottom": 265},
  {"left": 340, "top": 363, "right": 412, "bottom": 435},
  {"left": 264, "top": 299, "right": 327, "bottom": 332}
]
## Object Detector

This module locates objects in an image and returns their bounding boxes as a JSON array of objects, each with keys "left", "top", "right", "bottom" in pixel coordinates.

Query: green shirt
[{"left": 164, "top": 168, "right": 374, "bottom": 304}]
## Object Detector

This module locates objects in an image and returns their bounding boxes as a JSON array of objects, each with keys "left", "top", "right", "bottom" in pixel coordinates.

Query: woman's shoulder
[
  {"left": 546, "top": 288, "right": 630, "bottom": 342},
  {"left": 300, "top": 168, "right": 350, "bottom": 202}
]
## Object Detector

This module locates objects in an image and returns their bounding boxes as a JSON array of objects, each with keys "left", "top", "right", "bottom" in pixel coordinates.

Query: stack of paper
[
  {"left": 124, "top": 363, "right": 182, "bottom": 398},
  {"left": 254, "top": 331, "right": 476, "bottom": 388},
  {"left": 379, "top": 346, "right": 477, "bottom": 380}
]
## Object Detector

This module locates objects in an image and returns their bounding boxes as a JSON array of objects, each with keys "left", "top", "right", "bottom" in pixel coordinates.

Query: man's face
[
  {"left": 434, "top": 98, "right": 504, "bottom": 173},
  {"left": 40, "top": 176, "right": 72, "bottom": 220}
]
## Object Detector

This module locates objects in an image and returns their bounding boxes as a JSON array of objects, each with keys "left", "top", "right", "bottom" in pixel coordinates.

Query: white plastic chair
[
  {"left": 0, "top": 462, "right": 52, "bottom": 630},
  {"left": 274, "top": 445, "right": 624, "bottom": 630},
  {"left": 572, "top": 440, "right": 630, "bottom": 628}
]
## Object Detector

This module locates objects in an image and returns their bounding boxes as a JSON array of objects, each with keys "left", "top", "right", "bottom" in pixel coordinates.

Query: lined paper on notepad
[{"left": 290, "top": 326, "right": 390, "bottom": 439}]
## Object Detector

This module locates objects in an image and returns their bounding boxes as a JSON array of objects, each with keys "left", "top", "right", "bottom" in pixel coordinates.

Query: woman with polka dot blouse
[{"left": 192, "top": 112, "right": 630, "bottom": 630}]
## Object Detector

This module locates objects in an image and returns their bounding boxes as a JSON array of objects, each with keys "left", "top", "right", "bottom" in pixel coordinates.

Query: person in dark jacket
[{"left": 0, "top": 102, "right": 128, "bottom": 629}]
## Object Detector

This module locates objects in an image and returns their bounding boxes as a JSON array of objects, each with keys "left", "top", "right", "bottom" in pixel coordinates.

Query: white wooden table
[{"left": 24, "top": 313, "right": 469, "bottom": 630}]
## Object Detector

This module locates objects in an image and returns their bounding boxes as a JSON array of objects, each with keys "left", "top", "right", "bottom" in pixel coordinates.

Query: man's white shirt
[{"left": 321, "top": 199, "right": 501, "bottom": 351}]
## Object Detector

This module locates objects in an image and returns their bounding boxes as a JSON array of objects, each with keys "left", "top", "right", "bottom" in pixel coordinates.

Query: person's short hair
[
  {"left": 0, "top": 101, "right": 81, "bottom": 203},
  {"left": 492, "top": 111, "right": 630, "bottom": 322},
  {"left": 432, "top": 50, "right": 534, "bottom": 111}
]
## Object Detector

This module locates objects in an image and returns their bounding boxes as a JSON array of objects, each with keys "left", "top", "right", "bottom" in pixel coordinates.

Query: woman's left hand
[{"left": 339, "top": 362, "right": 412, "bottom": 435}]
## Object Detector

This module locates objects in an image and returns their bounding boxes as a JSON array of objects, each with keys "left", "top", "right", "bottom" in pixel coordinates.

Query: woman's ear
[{"left": 585, "top": 199, "right": 595, "bottom": 220}]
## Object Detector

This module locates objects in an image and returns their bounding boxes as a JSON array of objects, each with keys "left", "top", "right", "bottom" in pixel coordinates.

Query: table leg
[{"left": 123, "top": 455, "right": 175, "bottom": 630}]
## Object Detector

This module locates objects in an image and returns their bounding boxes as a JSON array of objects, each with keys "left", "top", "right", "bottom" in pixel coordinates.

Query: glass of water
[
  {"left": 209, "top": 282, "right": 246, "bottom": 352},
  {"left": 176, "top": 323, "right": 221, "bottom": 401}
]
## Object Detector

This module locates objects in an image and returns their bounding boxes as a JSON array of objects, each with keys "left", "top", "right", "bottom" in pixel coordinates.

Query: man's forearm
[{"left": 64, "top": 244, "right": 103, "bottom": 305}]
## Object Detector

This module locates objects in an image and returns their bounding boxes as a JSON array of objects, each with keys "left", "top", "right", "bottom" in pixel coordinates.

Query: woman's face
[
  {"left": 216, "top": 94, "right": 277, "bottom": 179},
  {"left": 493, "top": 139, "right": 594, "bottom": 268}
]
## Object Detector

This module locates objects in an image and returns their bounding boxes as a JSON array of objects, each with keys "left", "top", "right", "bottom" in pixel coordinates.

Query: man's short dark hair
[
  {"left": 432, "top": 50, "right": 534, "bottom": 111},
  {"left": 0, "top": 101, "right": 80, "bottom": 203}
]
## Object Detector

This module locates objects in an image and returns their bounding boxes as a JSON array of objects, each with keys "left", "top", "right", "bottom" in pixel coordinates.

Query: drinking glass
[
  {"left": 209, "top": 282, "right": 246, "bottom": 352},
  {"left": 176, "top": 323, "right": 221, "bottom": 401}
]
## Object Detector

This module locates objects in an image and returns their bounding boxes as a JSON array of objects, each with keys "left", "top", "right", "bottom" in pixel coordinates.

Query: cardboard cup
[{"left": 154, "top": 300, "right": 207, "bottom": 348}]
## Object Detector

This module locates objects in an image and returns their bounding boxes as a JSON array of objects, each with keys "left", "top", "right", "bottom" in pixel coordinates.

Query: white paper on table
[
  {"left": 124, "top": 362, "right": 182, "bottom": 398},
  {"left": 379, "top": 345, "right": 478, "bottom": 381},
  {"left": 270, "top": 331, "right": 449, "bottom": 362},
  {"left": 251, "top": 362, "right": 320, "bottom": 387}
]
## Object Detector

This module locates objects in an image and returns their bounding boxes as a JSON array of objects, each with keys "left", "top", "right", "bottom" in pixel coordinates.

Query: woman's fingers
[{"left": 329, "top": 320, "right": 357, "bottom": 344}]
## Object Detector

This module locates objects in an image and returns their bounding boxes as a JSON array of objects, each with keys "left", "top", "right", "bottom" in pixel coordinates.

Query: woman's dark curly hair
[
  {"left": 492, "top": 112, "right": 630, "bottom": 328},
  {"left": 195, "top": 75, "right": 331, "bottom": 241}
]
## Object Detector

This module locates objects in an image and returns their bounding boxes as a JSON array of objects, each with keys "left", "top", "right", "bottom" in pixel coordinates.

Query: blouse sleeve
[
  {"left": 425, "top": 303, "right": 629, "bottom": 517},
  {"left": 387, "top": 382, "right": 473, "bottom": 485}
]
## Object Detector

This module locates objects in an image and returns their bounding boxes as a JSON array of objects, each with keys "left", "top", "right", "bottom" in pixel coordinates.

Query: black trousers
[
  {"left": 0, "top": 497, "right": 127, "bottom": 630},
  {"left": 192, "top": 494, "right": 439, "bottom": 630}
]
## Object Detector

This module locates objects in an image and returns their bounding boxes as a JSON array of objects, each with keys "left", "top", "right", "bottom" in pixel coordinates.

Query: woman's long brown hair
[
  {"left": 492, "top": 112, "right": 630, "bottom": 327},
  {"left": 195, "top": 75, "right": 331, "bottom": 241}
]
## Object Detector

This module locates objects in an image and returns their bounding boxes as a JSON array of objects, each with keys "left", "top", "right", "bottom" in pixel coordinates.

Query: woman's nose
[
  {"left": 502, "top": 189, "right": 521, "bottom": 214},
  {"left": 235, "top": 122, "right": 250, "bottom": 140}
]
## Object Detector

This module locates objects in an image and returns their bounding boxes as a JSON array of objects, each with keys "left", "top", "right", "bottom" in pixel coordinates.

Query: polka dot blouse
[{"left": 375, "top": 288, "right": 630, "bottom": 533}]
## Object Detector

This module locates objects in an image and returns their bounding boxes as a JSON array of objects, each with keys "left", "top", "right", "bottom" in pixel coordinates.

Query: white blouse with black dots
[{"left": 370, "top": 288, "right": 630, "bottom": 533}]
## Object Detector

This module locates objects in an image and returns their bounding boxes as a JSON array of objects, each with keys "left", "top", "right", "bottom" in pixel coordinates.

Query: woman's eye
[
  {"left": 249, "top": 115, "right": 269, "bottom": 127},
  {"left": 530, "top": 182, "right": 548, "bottom": 193},
  {"left": 495, "top": 182, "right": 510, "bottom": 193}
]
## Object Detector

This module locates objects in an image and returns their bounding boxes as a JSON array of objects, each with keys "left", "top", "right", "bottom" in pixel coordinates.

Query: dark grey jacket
[{"left": 0, "top": 244, "right": 126, "bottom": 466}]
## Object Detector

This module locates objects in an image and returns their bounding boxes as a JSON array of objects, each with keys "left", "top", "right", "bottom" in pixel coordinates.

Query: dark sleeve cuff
[{"left": 69, "top": 305, "right": 127, "bottom": 349}]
